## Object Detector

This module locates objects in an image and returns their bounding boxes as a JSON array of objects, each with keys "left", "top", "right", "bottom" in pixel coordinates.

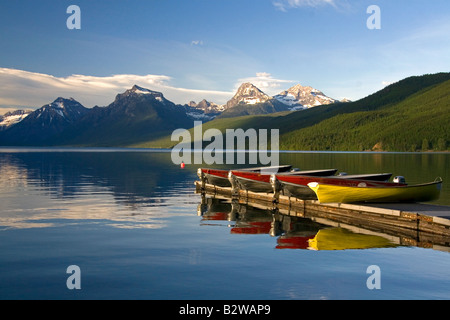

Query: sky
[{"left": 0, "top": 0, "right": 449, "bottom": 112}]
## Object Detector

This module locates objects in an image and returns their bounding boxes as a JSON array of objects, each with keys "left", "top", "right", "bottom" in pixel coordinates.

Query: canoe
[
  {"left": 230, "top": 168, "right": 338, "bottom": 193},
  {"left": 198, "top": 168, "right": 232, "bottom": 187},
  {"left": 274, "top": 173, "right": 394, "bottom": 200},
  {"left": 307, "top": 178, "right": 442, "bottom": 204},
  {"left": 198, "top": 165, "right": 292, "bottom": 187},
  {"left": 334, "top": 173, "right": 392, "bottom": 181}
]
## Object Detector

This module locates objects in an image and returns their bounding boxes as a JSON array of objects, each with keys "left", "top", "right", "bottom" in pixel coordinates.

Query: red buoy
[{"left": 180, "top": 162, "right": 185, "bottom": 169}]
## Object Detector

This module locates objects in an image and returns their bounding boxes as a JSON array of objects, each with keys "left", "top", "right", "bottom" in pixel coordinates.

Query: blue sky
[{"left": 0, "top": 0, "right": 449, "bottom": 111}]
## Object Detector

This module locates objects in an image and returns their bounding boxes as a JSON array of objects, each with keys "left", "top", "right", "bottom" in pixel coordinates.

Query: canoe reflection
[
  {"left": 308, "top": 228, "right": 397, "bottom": 250},
  {"left": 198, "top": 197, "right": 399, "bottom": 250}
]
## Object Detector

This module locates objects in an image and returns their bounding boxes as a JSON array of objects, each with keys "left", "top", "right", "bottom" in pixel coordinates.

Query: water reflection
[
  {"left": 198, "top": 197, "right": 403, "bottom": 251},
  {"left": 0, "top": 151, "right": 195, "bottom": 201},
  {"left": 0, "top": 151, "right": 197, "bottom": 230},
  {"left": 308, "top": 228, "right": 397, "bottom": 251},
  {"left": 1, "top": 149, "right": 449, "bottom": 249},
  {"left": 1, "top": 150, "right": 449, "bottom": 300},
  {"left": 198, "top": 197, "right": 323, "bottom": 249}
]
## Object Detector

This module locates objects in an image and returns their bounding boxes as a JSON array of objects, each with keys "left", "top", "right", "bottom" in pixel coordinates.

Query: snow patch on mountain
[{"left": 0, "top": 110, "right": 33, "bottom": 130}]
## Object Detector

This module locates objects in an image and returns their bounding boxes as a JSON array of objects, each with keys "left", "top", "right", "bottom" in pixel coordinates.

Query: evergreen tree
[{"left": 422, "top": 138, "right": 429, "bottom": 151}]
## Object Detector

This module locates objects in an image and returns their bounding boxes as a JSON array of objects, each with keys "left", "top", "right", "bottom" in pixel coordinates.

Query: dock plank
[{"left": 367, "top": 203, "right": 450, "bottom": 218}]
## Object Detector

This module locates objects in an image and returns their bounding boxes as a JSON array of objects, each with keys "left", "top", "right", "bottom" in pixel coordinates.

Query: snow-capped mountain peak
[
  {"left": 46, "top": 97, "right": 78, "bottom": 111},
  {"left": 274, "top": 84, "right": 338, "bottom": 110},
  {"left": 223, "top": 82, "right": 338, "bottom": 111},
  {"left": 31, "top": 97, "right": 89, "bottom": 126},
  {"left": 130, "top": 84, "right": 160, "bottom": 96},
  {"left": 225, "top": 82, "right": 272, "bottom": 109},
  {"left": 117, "top": 85, "right": 168, "bottom": 104}
]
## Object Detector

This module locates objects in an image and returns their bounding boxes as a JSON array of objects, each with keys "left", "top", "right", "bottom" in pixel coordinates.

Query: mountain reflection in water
[
  {"left": 0, "top": 151, "right": 198, "bottom": 230},
  {"left": 1, "top": 149, "right": 449, "bottom": 300}
]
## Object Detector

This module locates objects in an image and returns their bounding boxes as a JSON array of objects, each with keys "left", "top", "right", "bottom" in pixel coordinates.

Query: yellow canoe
[
  {"left": 307, "top": 178, "right": 442, "bottom": 204},
  {"left": 308, "top": 228, "right": 397, "bottom": 250}
]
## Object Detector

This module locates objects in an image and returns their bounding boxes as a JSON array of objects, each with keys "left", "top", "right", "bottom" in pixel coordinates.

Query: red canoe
[
  {"left": 229, "top": 169, "right": 339, "bottom": 193},
  {"left": 198, "top": 165, "right": 293, "bottom": 187}
]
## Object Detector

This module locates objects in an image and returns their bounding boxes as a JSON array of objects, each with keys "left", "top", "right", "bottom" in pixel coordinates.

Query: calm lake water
[{"left": 0, "top": 148, "right": 449, "bottom": 300}]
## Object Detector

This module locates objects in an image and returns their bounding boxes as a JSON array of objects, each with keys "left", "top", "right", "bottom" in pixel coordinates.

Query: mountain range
[
  {"left": 1, "top": 72, "right": 449, "bottom": 151},
  {"left": 182, "top": 72, "right": 450, "bottom": 152},
  {"left": 0, "top": 82, "right": 339, "bottom": 146}
]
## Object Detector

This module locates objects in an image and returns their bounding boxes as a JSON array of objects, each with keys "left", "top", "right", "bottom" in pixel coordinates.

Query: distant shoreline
[{"left": 0, "top": 146, "right": 448, "bottom": 154}]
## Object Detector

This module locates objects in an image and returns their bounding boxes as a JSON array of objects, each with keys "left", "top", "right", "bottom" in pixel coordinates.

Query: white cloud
[
  {"left": 0, "top": 68, "right": 233, "bottom": 109},
  {"left": 236, "top": 72, "right": 296, "bottom": 95},
  {"left": 191, "top": 40, "right": 204, "bottom": 46}
]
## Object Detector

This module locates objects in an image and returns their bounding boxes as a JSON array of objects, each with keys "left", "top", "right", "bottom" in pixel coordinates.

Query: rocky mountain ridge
[
  {"left": 274, "top": 84, "right": 338, "bottom": 110},
  {"left": 0, "top": 82, "right": 343, "bottom": 145},
  {"left": 0, "top": 97, "right": 89, "bottom": 145},
  {"left": 225, "top": 83, "right": 272, "bottom": 109},
  {"left": 1, "top": 81, "right": 341, "bottom": 126}
]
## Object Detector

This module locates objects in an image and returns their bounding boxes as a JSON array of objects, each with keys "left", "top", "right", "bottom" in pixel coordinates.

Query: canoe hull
[
  {"left": 201, "top": 169, "right": 231, "bottom": 187},
  {"left": 275, "top": 173, "right": 394, "bottom": 200},
  {"left": 200, "top": 165, "right": 293, "bottom": 188},
  {"left": 280, "top": 181, "right": 318, "bottom": 200},
  {"left": 204, "top": 173, "right": 231, "bottom": 187},
  {"left": 233, "top": 176, "right": 274, "bottom": 193},
  {"left": 334, "top": 173, "right": 392, "bottom": 181},
  {"left": 231, "top": 169, "right": 338, "bottom": 193},
  {"left": 308, "top": 180, "right": 442, "bottom": 204}
]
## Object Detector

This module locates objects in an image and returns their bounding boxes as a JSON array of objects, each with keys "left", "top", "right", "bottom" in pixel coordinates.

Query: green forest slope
[
  {"left": 134, "top": 72, "right": 450, "bottom": 152},
  {"left": 281, "top": 77, "right": 450, "bottom": 151}
]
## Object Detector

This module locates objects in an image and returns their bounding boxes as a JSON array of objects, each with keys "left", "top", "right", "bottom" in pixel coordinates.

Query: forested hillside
[
  {"left": 281, "top": 77, "right": 450, "bottom": 151},
  {"left": 133, "top": 72, "right": 450, "bottom": 152}
]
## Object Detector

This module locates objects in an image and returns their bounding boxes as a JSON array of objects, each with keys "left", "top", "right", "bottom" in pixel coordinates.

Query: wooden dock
[{"left": 195, "top": 181, "right": 450, "bottom": 248}]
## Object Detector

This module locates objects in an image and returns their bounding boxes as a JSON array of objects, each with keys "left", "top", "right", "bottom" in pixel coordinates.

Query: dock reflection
[
  {"left": 198, "top": 197, "right": 332, "bottom": 249},
  {"left": 197, "top": 196, "right": 450, "bottom": 252}
]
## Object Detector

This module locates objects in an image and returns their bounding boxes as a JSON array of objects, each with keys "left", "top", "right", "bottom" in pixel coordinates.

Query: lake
[{"left": 0, "top": 148, "right": 449, "bottom": 300}]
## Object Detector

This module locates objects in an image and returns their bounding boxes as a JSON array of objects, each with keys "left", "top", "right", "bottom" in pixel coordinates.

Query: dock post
[
  {"left": 270, "top": 174, "right": 281, "bottom": 205},
  {"left": 197, "top": 168, "right": 206, "bottom": 192},
  {"left": 228, "top": 171, "right": 240, "bottom": 199}
]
